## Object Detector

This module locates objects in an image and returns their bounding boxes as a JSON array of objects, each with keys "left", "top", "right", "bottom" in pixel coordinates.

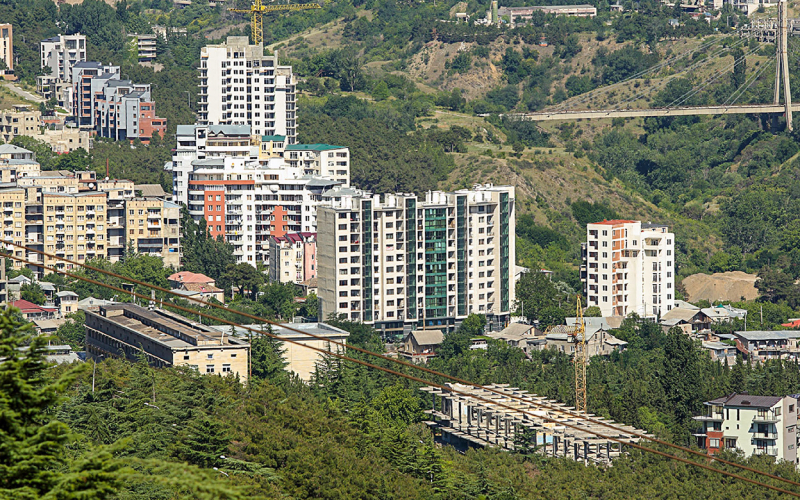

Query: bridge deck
[{"left": 503, "top": 104, "right": 800, "bottom": 121}]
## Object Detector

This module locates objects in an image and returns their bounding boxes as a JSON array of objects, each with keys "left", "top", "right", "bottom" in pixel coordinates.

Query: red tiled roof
[
  {"left": 782, "top": 319, "right": 800, "bottom": 328},
  {"left": 591, "top": 219, "right": 638, "bottom": 226},
  {"left": 168, "top": 271, "right": 215, "bottom": 284},
  {"left": 181, "top": 283, "right": 223, "bottom": 293},
  {"left": 10, "top": 300, "right": 57, "bottom": 314}
]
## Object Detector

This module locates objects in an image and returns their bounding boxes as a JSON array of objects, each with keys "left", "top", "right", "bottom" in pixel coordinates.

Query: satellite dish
[{"left": 88, "top": 183, "right": 95, "bottom": 189}]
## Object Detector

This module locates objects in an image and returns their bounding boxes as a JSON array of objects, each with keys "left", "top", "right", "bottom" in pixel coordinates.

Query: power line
[
  {"left": 6, "top": 243, "right": 800, "bottom": 492},
  {"left": 5, "top": 250, "right": 800, "bottom": 496}
]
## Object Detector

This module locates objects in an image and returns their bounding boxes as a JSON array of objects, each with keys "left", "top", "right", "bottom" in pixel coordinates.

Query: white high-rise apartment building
[
  {"left": 317, "top": 185, "right": 515, "bottom": 336},
  {"left": 694, "top": 393, "right": 798, "bottom": 466},
  {"left": 198, "top": 36, "right": 296, "bottom": 144},
  {"left": 581, "top": 220, "right": 674, "bottom": 318},
  {"left": 40, "top": 33, "right": 87, "bottom": 82}
]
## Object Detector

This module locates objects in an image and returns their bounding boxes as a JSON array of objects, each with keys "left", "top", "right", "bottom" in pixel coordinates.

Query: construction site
[{"left": 420, "top": 383, "right": 651, "bottom": 465}]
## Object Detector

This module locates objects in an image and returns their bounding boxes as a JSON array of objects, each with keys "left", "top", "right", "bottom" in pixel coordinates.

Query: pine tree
[
  {"left": 250, "top": 325, "right": 288, "bottom": 382},
  {"left": 178, "top": 416, "right": 230, "bottom": 468}
]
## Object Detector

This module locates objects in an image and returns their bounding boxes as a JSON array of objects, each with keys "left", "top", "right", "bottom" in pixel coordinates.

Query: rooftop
[
  {"left": 92, "top": 304, "right": 246, "bottom": 349},
  {"left": 707, "top": 393, "right": 784, "bottom": 408},
  {"left": 408, "top": 329, "right": 445, "bottom": 346},
  {"left": 168, "top": 271, "right": 215, "bottom": 284},
  {"left": 733, "top": 330, "right": 800, "bottom": 341},
  {"left": 209, "top": 322, "right": 349, "bottom": 339},
  {"left": 589, "top": 219, "right": 637, "bottom": 226},
  {"left": 285, "top": 143, "right": 345, "bottom": 152}
]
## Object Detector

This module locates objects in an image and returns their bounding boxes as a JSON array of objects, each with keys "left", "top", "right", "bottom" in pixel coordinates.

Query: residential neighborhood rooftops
[
  {"left": 261, "top": 135, "right": 286, "bottom": 142},
  {"left": 10, "top": 300, "right": 57, "bottom": 314},
  {"left": 706, "top": 393, "right": 783, "bottom": 408}
]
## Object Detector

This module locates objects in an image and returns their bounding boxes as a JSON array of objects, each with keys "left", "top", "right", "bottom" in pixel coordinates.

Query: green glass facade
[
  {"left": 361, "top": 201, "right": 373, "bottom": 322},
  {"left": 405, "top": 198, "right": 417, "bottom": 321},
  {"left": 424, "top": 208, "right": 447, "bottom": 322}
]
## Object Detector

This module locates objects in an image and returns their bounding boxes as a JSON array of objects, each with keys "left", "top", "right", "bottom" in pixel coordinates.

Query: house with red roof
[
  {"left": 167, "top": 271, "right": 216, "bottom": 289},
  {"left": 10, "top": 299, "right": 57, "bottom": 320}
]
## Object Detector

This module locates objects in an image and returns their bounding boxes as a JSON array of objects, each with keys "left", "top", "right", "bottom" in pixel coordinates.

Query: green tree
[
  {"left": 177, "top": 416, "right": 230, "bottom": 468},
  {"left": 584, "top": 306, "right": 602, "bottom": 317},
  {"left": 515, "top": 271, "right": 559, "bottom": 323},
  {"left": 372, "top": 80, "right": 390, "bottom": 101},
  {"left": 20, "top": 282, "right": 46, "bottom": 305},
  {"left": 250, "top": 325, "right": 288, "bottom": 382},
  {"left": 180, "top": 206, "right": 236, "bottom": 281},
  {"left": 220, "top": 262, "right": 263, "bottom": 300},
  {"left": 0, "top": 307, "right": 129, "bottom": 497},
  {"left": 56, "top": 311, "right": 86, "bottom": 350}
]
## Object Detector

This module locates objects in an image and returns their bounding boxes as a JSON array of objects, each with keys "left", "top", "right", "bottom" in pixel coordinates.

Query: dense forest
[{"left": 7, "top": 300, "right": 800, "bottom": 498}]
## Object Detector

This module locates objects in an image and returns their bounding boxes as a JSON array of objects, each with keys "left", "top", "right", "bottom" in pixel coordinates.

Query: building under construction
[{"left": 421, "top": 383, "right": 650, "bottom": 465}]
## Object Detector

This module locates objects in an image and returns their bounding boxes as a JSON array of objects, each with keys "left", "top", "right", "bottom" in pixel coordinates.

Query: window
[
  {"left": 184, "top": 355, "right": 190, "bottom": 360},
  {"left": 206, "top": 365, "right": 215, "bottom": 374},
  {"left": 791, "top": 404, "right": 796, "bottom": 413},
  {"left": 207, "top": 353, "right": 213, "bottom": 359},
  {"left": 709, "top": 438, "right": 720, "bottom": 448},
  {"left": 222, "top": 364, "right": 232, "bottom": 373},
  {"left": 231, "top": 353, "right": 237, "bottom": 358}
]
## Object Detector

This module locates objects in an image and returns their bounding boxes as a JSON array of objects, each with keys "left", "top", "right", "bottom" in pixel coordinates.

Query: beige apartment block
[
  {"left": 0, "top": 187, "right": 27, "bottom": 265},
  {"left": 33, "top": 128, "right": 92, "bottom": 154},
  {"left": 0, "top": 24, "right": 12, "bottom": 73},
  {"left": 39, "top": 192, "right": 108, "bottom": 271},
  {"left": 125, "top": 197, "right": 181, "bottom": 267},
  {"left": 17, "top": 172, "right": 79, "bottom": 194},
  {"left": 85, "top": 304, "right": 250, "bottom": 382},
  {"left": 0, "top": 105, "right": 40, "bottom": 143},
  {"left": 211, "top": 322, "right": 349, "bottom": 381}
]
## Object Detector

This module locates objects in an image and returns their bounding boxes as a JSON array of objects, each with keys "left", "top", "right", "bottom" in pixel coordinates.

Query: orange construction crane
[{"left": 229, "top": 0, "right": 321, "bottom": 45}]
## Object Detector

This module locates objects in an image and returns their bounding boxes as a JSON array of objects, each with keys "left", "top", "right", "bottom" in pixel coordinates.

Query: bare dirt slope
[{"left": 682, "top": 271, "right": 759, "bottom": 303}]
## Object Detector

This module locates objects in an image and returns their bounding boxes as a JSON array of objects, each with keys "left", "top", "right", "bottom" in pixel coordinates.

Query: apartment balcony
[
  {"left": 2, "top": 206, "right": 12, "bottom": 213},
  {"left": 752, "top": 430, "right": 778, "bottom": 440},
  {"left": 147, "top": 212, "right": 160, "bottom": 219},
  {"left": 753, "top": 414, "right": 780, "bottom": 424},
  {"left": 147, "top": 221, "right": 161, "bottom": 229},
  {"left": 693, "top": 414, "right": 724, "bottom": 422},
  {"left": 753, "top": 447, "right": 779, "bottom": 457}
]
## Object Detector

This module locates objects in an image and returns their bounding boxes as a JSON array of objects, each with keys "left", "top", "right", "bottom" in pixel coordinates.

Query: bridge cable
[{"left": 551, "top": 36, "right": 727, "bottom": 111}]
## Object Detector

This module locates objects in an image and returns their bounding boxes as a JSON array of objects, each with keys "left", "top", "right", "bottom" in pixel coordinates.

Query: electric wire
[
  {"left": 4, "top": 249, "right": 800, "bottom": 497},
  {"left": 6, "top": 242, "right": 800, "bottom": 491},
  {"left": 723, "top": 57, "right": 775, "bottom": 107}
]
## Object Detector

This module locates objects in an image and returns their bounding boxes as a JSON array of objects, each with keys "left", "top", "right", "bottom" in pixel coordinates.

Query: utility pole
[{"left": 775, "top": 0, "right": 793, "bottom": 130}]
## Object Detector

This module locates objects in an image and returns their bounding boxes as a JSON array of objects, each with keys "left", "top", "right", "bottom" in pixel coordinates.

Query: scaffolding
[{"left": 420, "top": 383, "right": 650, "bottom": 465}]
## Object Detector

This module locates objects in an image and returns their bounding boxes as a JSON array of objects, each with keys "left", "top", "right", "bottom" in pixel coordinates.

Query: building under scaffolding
[{"left": 420, "top": 383, "right": 650, "bottom": 465}]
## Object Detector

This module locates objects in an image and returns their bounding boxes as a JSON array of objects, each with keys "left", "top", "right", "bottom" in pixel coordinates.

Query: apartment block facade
[
  {"left": 581, "top": 220, "right": 674, "bottom": 318},
  {"left": 198, "top": 36, "right": 296, "bottom": 143},
  {"left": 0, "top": 105, "right": 39, "bottom": 145},
  {"left": 0, "top": 24, "right": 12, "bottom": 74},
  {"left": 268, "top": 232, "right": 316, "bottom": 284},
  {"left": 283, "top": 144, "right": 350, "bottom": 187},
  {"left": 317, "top": 185, "right": 515, "bottom": 336},
  {"left": 40, "top": 33, "right": 86, "bottom": 82},
  {"left": 127, "top": 34, "right": 157, "bottom": 63},
  {"left": 694, "top": 393, "right": 798, "bottom": 465}
]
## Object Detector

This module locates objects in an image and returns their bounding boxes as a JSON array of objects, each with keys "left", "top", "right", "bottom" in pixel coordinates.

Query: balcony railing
[{"left": 753, "top": 447, "right": 779, "bottom": 457}]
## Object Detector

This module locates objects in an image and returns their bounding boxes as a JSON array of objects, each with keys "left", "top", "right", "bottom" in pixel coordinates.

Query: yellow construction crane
[
  {"left": 542, "top": 295, "right": 587, "bottom": 413},
  {"left": 229, "top": 0, "right": 321, "bottom": 45},
  {"left": 569, "top": 296, "right": 587, "bottom": 414}
]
